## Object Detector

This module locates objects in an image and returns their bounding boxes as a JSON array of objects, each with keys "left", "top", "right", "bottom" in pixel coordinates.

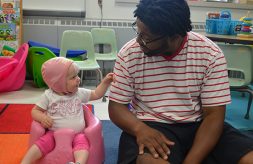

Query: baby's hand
[
  {"left": 103, "top": 72, "right": 115, "bottom": 84},
  {"left": 40, "top": 114, "right": 53, "bottom": 128}
]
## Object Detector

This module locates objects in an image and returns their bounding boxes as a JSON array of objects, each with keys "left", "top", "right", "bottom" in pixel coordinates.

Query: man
[{"left": 108, "top": 0, "right": 253, "bottom": 163}]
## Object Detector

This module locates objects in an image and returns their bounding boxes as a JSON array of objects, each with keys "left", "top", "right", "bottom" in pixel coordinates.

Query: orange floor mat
[{"left": 0, "top": 134, "right": 29, "bottom": 164}]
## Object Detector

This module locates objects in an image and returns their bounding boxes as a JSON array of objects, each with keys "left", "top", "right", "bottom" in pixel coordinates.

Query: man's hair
[{"left": 134, "top": 0, "right": 192, "bottom": 37}]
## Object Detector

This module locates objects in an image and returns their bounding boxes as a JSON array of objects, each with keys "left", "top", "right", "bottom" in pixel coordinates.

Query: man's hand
[{"left": 136, "top": 124, "right": 175, "bottom": 160}]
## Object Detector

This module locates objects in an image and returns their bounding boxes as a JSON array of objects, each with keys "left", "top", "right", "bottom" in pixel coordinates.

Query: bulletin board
[{"left": 0, "top": 0, "right": 22, "bottom": 56}]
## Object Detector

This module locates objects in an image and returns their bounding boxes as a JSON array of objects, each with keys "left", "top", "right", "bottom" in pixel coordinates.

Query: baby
[{"left": 21, "top": 57, "right": 114, "bottom": 164}]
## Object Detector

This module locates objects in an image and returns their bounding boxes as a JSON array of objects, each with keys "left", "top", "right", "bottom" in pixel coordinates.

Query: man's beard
[{"left": 143, "top": 43, "right": 171, "bottom": 57}]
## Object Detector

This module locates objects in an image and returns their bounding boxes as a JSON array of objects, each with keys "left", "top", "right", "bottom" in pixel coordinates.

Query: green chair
[
  {"left": 218, "top": 43, "right": 253, "bottom": 119},
  {"left": 60, "top": 30, "right": 105, "bottom": 101},
  {"left": 60, "top": 30, "right": 88, "bottom": 61},
  {"left": 28, "top": 47, "right": 56, "bottom": 88},
  {"left": 91, "top": 28, "right": 117, "bottom": 75},
  {"left": 26, "top": 49, "right": 34, "bottom": 79}
]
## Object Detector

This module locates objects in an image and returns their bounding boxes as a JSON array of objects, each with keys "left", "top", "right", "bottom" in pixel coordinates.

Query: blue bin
[
  {"left": 216, "top": 19, "right": 231, "bottom": 35},
  {"left": 229, "top": 20, "right": 242, "bottom": 35},
  {"left": 217, "top": 10, "right": 231, "bottom": 35},
  {"left": 206, "top": 19, "right": 217, "bottom": 34}
]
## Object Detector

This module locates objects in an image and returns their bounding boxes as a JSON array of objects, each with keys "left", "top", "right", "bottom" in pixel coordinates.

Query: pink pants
[{"left": 35, "top": 131, "right": 90, "bottom": 156}]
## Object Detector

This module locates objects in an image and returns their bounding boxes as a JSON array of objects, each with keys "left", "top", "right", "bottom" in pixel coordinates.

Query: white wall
[
  {"left": 22, "top": 0, "right": 253, "bottom": 50},
  {"left": 22, "top": 0, "right": 252, "bottom": 22},
  {"left": 22, "top": 0, "right": 253, "bottom": 80},
  {"left": 85, "top": 0, "right": 135, "bottom": 20},
  {"left": 84, "top": 0, "right": 252, "bottom": 22}
]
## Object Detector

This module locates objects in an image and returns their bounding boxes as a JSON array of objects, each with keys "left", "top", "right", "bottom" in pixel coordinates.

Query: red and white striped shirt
[{"left": 109, "top": 31, "right": 231, "bottom": 123}]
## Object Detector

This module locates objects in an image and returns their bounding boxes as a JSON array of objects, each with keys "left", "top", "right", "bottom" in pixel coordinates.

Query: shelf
[
  {"left": 188, "top": 1, "right": 253, "bottom": 10},
  {"left": 115, "top": 0, "right": 138, "bottom": 4}
]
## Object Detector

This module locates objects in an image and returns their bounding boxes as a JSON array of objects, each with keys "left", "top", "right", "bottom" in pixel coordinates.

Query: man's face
[{"left": 132, "top": 19, "right": 169, "bottom": 56}]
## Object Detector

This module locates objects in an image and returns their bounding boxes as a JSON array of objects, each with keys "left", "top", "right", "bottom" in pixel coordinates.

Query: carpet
[
  {"left": 102, "top": 120, "right": 121, "bottom": 164},
  {"left": 0, "top": 104, "right": 33, "bottom": 133},
  {"left": 0, "top": 134, "right": 29, "bottom": 164},
  {"left": 225, "top": 92, "right": 253, "bottom": 130},
  {"left": 0, "top": 104, "right": 121, "bottom": 164},
  {"left": 1, "top": 93, "right": 252, "bottom": 164}
]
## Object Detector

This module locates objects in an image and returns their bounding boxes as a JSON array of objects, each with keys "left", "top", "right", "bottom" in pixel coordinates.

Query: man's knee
[
  {"left": 136, "top": 153, "right": 169, "bottom": 164},
  {"left": 238, "top": 151, "right": 253, "bottom": 164}
]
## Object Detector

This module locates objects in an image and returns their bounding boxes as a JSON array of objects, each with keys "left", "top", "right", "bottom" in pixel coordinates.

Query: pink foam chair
[
  {"left": 29, "top": 105, "right": 105, "bottom": 164},
  {"left": 0, "top": 43, "right": 29, "bottom": 92}
]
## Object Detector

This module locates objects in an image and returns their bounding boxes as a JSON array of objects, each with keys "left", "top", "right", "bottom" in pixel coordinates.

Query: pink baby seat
[
  {"left": 0, "top": 43, "right": 29, "bottom": 92},
  {"left": 29, "top": 105, "right": 105, "bottom": 164}
]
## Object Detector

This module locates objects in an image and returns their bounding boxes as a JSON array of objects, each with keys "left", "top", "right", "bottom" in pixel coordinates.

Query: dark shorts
[{"left": 117, "top": 121, "right": 253, "bottom": 164}]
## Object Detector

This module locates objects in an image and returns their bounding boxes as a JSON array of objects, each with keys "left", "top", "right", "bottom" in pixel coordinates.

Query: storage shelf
[{"left": 188, "top": 1, "right": 253, "bottom": 10}]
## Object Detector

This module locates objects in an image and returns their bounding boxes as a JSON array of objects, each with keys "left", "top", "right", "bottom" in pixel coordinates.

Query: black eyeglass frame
[{"left": 131, "top": 22, "right": 166, "bottom": 46}]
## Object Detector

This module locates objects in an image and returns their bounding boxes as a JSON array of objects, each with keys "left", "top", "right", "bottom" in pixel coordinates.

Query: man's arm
[
  {"left": 108, "top": 100, "right": 174, "bottom": 160},
  {"left": 108, "top": 100, "right": 146, "bottom": 136},
  {"left": 183, "top": 105, "right": 225, "bottom": 164}
]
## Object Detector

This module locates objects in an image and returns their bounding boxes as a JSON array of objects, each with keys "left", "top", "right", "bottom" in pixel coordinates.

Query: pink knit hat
[{"left": 42, "top": 57, "right": 74, "bottom": 93}]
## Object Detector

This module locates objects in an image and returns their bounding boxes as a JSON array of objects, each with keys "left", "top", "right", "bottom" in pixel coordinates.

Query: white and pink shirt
[{"left": 37, "top": 88, "right": 91, "bottom": 133}]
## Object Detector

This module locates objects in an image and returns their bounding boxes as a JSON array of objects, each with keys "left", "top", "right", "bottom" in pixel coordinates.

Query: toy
[
  {"left": 0, "top": 45, "right": 15, "bottom": 56},
  {"left": 238, "top": 11, "right": 253, "bottom": 38}
]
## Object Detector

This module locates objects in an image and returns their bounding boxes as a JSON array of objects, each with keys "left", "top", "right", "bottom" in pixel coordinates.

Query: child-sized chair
[
  {"left": 60, "top": 30, "right": 105, "bottom": 102},
  {"left": 29, "top": 105, "right": 105, "bottom": 164},
  {"left": 91, "top": 28, "right": 118, "bottom": 75},
  {"left": 218, "top": 43, "right": 253, "bottom": 119},
  {"left": 26, "top": 47, "right": 56, "bottom": 88},
  {"left": 0, "top": 43, "right": 29, "bottom": 92}
]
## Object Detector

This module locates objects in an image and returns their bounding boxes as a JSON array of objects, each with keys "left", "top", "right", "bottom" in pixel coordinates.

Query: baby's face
[{"left": 66, "top": 64, "right": 80, "bottom": 93}]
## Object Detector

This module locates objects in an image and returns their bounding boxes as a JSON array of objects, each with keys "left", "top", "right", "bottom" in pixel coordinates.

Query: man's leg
[
  {"left": 238, "top": 151, "right": 253, "bottom": 164},
  {"left": 137, "top": 153, "right": 169, "bottom": 164},
  {"left": 208, "top": 122, "right": 253, "bottom": 164},
  {"left": 117, "top": 122, "right": 200, "bottom": 164}
]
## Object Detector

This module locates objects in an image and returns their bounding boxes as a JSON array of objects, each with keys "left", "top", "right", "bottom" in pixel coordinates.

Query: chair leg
[
  {"left": 244, "top": 91, "right": 253, "bottom": 119},
  {"left": 102, "top": 94, "right": 107, "bottom": 102},
  {"left": 80, "top": 70, "right": 84, "bottom": 86},
  {"left": 102, "top": 61, "right": 105, "bottom": 76}
]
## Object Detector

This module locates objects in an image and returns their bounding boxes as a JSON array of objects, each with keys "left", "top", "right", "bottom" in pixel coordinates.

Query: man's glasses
[{"left": 131, "top": 22, "right": 166, "bottom": 46}]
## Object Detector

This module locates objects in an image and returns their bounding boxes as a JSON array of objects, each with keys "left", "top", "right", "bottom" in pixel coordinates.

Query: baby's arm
[
  {"left": 31, "top": 105, "right": 53, "bottom": 128},
  {"left": 90, "top": 72, "right": 115, "bottom": 101}
]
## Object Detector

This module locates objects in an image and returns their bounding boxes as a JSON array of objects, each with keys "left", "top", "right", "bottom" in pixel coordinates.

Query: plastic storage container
[
  {"left": 206, "top": 19, "right": 217, "bottom": 34},
  {"left": 216, "top": 10, "right": 231, "bottom": 35},
  {"left": 229, "top": 20, "right": 243, "bottom": 35},
  {"left": 206, "top": 10, "right": 242, "bottom": 35}
]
